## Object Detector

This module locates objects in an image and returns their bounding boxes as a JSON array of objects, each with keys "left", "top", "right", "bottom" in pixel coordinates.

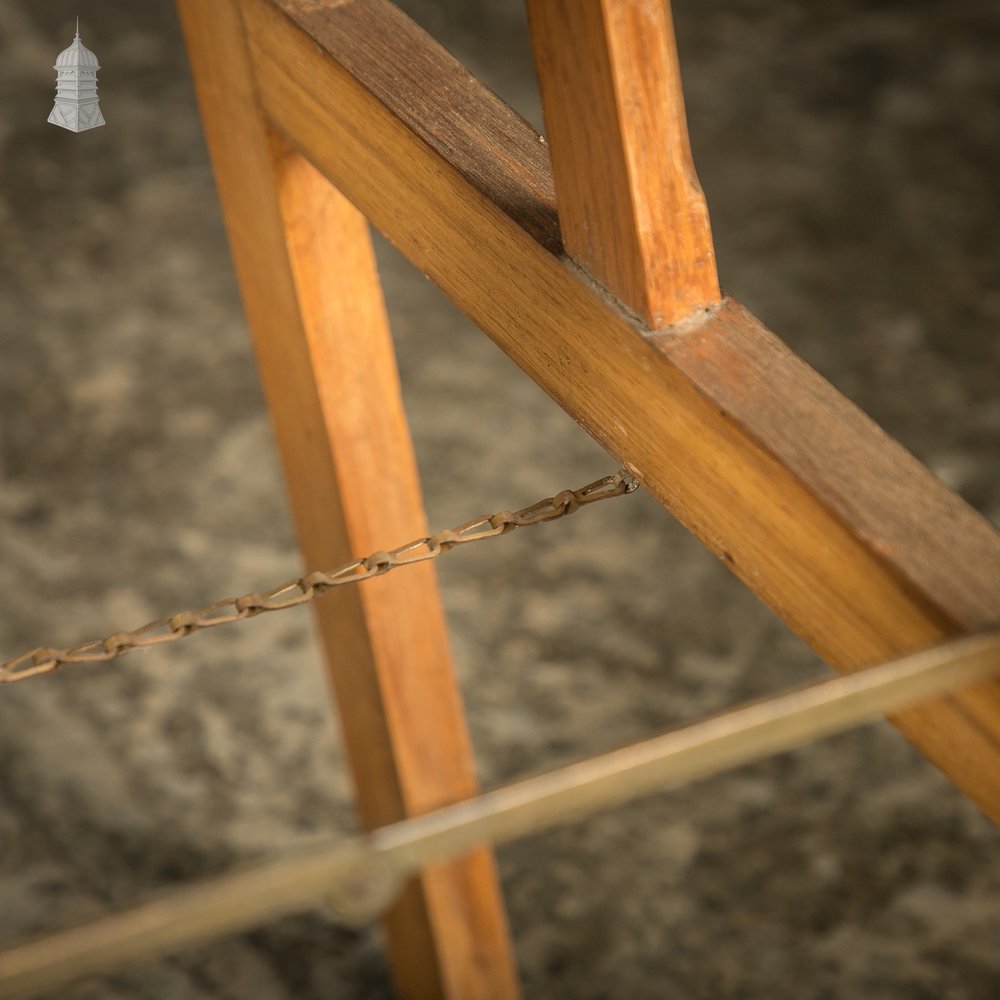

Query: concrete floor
[{"left": 1, "top": 0, "right": 999, "bottom": 997}]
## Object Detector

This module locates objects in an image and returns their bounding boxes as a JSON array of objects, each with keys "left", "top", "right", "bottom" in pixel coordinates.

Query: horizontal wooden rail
[{"left": 242, "top": 0, "right": 1000, "bottom": 820}]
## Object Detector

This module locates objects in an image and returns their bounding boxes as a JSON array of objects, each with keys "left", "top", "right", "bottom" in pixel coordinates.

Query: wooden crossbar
[
  {"left": 178, "top": 0, "right": 1000, "bottom": 995},
  {"left": 246, "top": 0, "right": 1000, "bottom": 796}
]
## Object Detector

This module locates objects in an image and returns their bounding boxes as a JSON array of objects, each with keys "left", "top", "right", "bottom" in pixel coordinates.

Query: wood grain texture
[
  {"left": 176, "top": 3, "right": 519, "bottom": 997},
  {"left": 244, "top": 0, "right": 1000, "bottom": 822},
  {"left": 525, "top": 0, "right": 720, "bottom": 327}
]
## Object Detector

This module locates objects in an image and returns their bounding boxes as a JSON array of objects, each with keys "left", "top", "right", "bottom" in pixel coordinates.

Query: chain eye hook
[{"left": 616, "top": 468, "right": 640, "bottom": 494}]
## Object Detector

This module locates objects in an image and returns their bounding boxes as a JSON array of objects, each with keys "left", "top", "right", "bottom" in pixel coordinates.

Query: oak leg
[{"left": 176, "top": 1, "right": 520, "bottom": 996}]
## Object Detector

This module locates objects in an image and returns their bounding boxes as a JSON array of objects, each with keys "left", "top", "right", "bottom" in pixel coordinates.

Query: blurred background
[{"left": 1, "top": 0, "right": 999, "bottom": 997}]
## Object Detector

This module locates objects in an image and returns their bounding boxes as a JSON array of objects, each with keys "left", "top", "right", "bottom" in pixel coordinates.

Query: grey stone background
[{"left": 1, "top": 0, "right": 999, "bottom": 997}]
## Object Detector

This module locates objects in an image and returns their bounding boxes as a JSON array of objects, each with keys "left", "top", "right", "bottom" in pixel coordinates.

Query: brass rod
[{"left": 2, "top": 630, "right": 998, "bottom": 998}]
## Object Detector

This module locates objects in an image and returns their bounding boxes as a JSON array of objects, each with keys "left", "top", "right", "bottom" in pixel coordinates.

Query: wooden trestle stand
[{"left": 176, "top": 1, "right": 1000, "bottom": 996}]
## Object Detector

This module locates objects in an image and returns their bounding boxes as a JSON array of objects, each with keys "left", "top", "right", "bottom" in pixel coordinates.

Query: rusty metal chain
[{"left": 1, "top": 469, "right": 639, "bottom": 684}]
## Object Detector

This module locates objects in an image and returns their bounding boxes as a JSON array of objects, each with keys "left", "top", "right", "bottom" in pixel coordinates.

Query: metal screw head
[{"left": 323, "top": 852, "right": 401, "bottom": 927}]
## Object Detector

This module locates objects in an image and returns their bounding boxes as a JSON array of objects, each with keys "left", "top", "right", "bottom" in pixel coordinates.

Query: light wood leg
[
  {"left": 176, "top": 2, "right": 520, "bottom": 996},
  {"left": 526, "top": 0, "right": 720, "bottom": 327}
]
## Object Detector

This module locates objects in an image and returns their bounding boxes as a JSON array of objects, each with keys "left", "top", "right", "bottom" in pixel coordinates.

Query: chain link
[{"left": 1, "top": 470, "right": 638, "bottom": 684}]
